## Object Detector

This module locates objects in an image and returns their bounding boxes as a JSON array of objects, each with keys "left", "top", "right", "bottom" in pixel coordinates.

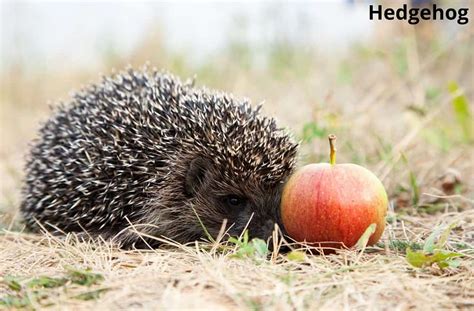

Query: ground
[{"left": 0, "top": 20, "right": 473, "bottom": 310}]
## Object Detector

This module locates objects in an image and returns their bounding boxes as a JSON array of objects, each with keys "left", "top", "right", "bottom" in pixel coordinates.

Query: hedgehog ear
[{"left": 184, "top": 157, "right": 211, "bottom": 196}]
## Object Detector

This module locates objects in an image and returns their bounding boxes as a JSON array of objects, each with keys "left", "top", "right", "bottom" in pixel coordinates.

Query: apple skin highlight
[{"left": 280, "top": 163, "right": 388, "bottom": 248}]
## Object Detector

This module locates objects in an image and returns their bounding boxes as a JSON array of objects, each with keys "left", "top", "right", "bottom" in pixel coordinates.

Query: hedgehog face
[{"left": 185, "top": 157, "right": 286, "bottom": 242}]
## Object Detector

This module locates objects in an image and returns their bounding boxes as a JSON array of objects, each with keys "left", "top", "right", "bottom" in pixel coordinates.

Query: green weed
[
  {"left": 406, "top": 223, "right": 462, "bottom": 270},
  {"left": 228, "top": 230, "right": 269, "bottom": 261},
  {"left": 0, "top": 267, "right": 107, "bottom": 309}
]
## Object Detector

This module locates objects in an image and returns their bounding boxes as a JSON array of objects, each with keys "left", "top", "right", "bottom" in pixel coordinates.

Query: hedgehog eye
[{"left": 224, "top": 195, "right": 247, "bottom": 208}]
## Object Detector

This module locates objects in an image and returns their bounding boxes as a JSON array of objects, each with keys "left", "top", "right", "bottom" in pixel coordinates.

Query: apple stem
[{"left": 328, "top": 134, "right": 337, "bottom": 166}]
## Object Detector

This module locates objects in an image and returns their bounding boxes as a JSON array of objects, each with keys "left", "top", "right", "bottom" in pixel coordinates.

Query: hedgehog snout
[{"left": 252, "top": 219, "right": 277, "bottom": 241}]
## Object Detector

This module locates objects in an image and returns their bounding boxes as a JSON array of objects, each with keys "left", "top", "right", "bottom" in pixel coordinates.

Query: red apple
[{"left": 281, "top": 135, "right": 388, "bottom": 248}]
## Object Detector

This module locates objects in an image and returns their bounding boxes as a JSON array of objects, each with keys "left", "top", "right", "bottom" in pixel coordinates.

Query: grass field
[{"left": 1, "top": 18, "right": 473, "bottom": 310}]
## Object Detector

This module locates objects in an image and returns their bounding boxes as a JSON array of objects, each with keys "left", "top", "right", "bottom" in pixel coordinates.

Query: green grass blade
[
  {"left": 356, "top": 223, "right": 377, "bottom": 250},
  {"left": 448, "top": 82, "right": 473, "bottom": 142}
]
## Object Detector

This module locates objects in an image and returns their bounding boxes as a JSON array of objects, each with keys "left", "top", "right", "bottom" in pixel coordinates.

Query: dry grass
[
  {"left": 1, "top": 15, "right": 474, "bottom": 310},
  {"left": 0, "top": 210, "right": 473, "bottom": 310}
]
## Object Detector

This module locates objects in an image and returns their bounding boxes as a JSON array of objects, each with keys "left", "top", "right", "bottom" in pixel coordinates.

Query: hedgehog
[{"left": 20, "top": 68, "right": 298, "bottom": 247}]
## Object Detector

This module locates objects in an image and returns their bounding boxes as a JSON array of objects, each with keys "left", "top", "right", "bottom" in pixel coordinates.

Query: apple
[{"left": 281, "top": 134, "right": 388, "bottom": 248}]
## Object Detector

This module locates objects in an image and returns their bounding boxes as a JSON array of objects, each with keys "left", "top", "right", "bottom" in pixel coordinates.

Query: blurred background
[{"left": 0, "top": 0, "right": 473, "bottom": 227}]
